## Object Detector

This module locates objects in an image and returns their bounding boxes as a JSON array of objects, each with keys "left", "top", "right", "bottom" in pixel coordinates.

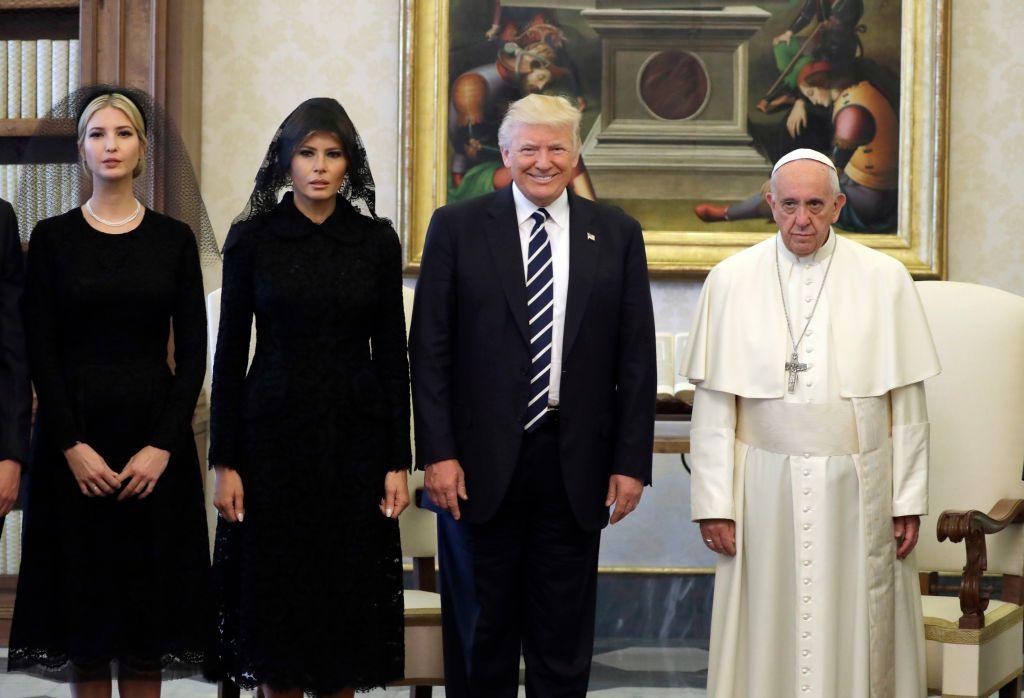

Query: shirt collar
[
  {"left": 776, "top": 228, "right": 836, "bottom": 270},
  {"left": 512, "top": 182, "right": 569, "bottom": 232}
]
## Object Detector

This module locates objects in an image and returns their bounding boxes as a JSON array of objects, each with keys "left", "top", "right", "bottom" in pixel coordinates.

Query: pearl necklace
[{"left": 84, "top": 198, "right": 142, "bottom": 227}]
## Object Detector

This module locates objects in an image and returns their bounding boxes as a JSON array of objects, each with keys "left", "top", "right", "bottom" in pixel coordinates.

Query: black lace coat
[
  {"left": 8, "top": 209, "right": 213, "bottom": 678},
  {"left": 209, "top": 193, "right": 409, "bottom": 694}
]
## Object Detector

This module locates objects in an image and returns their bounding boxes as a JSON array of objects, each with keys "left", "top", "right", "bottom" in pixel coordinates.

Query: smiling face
[
  {"left": 500, "top": 122, "right": 578, "bottom": 207},
  {"left": 80, "top": 106, "right": 143, "bottom": 182},
  {"left": 766, "top": 159, "right": 846, "bottom": 257},
  {"left": 289, "top": 131, "right": 348, "bottom": 208}
]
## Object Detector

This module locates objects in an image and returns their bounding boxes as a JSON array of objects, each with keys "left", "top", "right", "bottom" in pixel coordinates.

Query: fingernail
[
  {"left": 237, "top": 512, "right": 244, "bottom": 522},
  {"left": 386, "top": 507, "right": 394, "bottom": 518}
]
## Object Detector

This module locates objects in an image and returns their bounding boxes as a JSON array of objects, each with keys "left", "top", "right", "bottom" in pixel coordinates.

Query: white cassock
[{"left": 682, "top": 232, "right": 940, "bottom": 698}]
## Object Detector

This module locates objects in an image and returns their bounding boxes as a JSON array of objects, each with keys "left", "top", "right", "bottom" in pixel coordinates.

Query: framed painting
[{"left": 399, "top": 0, "right": 949, "bottom": 277}]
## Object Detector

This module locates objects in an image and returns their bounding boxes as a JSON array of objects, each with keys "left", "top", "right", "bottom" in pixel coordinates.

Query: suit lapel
[
  {"left": 486, "top": 186, "right": 531, "bottom": 346},
  {"left": 562, "top": 190, "right": 598, "bottom": 362}
]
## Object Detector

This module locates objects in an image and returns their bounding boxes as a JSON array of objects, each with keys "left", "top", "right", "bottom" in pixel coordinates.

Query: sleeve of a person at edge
[
  {"left": 371, "top": 223, "right": 412, "bottom": 473},
  {"left": 23, "top": 222, "right": 81, "bottom": 451},
  {"left": 408, "top": 208, "right": 459, "bottom": 470},
  {"left": 208, "top": 224, "right": 255, "bottom": 472},
  {"left": 149, "top": 227, "right": 208, "bottom": 452},
  {"left": 690, "top": 385, "right": 738, "bottom": 522},
  {"left": 611, "top": 219, "right": 656, "bottom": 485},
  {"left": 0, "top": 201, "right": 31, "bottom": 466},
  {"left": 891, "top": 381, "right": 929, "bottom": 517}
]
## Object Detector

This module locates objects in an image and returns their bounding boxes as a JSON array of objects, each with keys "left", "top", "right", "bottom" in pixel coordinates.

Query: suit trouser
[
  {"left": 466, "top": 414, "right": 601, "bottom": 698},
  {"left": 423, "top": 493, "right": 477, "bottom": 698}
]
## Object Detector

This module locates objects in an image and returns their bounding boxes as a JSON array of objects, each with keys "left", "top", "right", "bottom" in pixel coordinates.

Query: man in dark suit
[
  {"left": 410, "top": 94, "right": 656, "bottom": 697},
  {"left": 0, "top": 198, "right": 30, "bottom": 535}
]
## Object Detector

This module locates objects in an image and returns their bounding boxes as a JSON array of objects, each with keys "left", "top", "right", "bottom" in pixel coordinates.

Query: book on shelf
[
  {"left": 19, "top": 39, "right": 35, "bottom": 119},
  {"left": 0, "top": 41, "right": 6, "bottom": 120},
  {"left": 6, "top": 40, "right": 21, "bottom": 119},
  {"left": 68, "top": 39, "right": 79, "bottom": 94},
  {"left": 656, "top": 331, "right": 697, "bottom": 405},
  {"left": 1, "top": 38, "right": 78, "bottom": 121},
  {"left": 52, "top": 39, "right": 69, "bottom": 110},
  {"left": 36, "top": 39, "right": 52, "bottom": 119}
]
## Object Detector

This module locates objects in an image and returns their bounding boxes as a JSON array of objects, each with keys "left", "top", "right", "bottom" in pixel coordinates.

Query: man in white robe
[{"left": 682, "top": 149, "right": 939, "bottom": 698}]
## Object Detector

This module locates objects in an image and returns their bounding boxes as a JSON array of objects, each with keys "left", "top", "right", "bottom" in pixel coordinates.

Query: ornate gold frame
[{"left": 398, "top": 0, "right": 949, "bottom": 278}]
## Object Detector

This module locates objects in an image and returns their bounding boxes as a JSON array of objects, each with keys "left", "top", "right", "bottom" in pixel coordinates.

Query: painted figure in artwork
[
  {"left": 696, "top": 0, "right": 899, "bottom": 234},
  {"left": 448, "top": 5, "right": 594, "bottom": 202}
]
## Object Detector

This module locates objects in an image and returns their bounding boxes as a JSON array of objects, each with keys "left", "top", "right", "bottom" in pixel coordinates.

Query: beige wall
[
  {"left": 201, "top": 0, "right": 401, "bottom": 248},
  {"left": 947, "top": 0, "right": 1024, "bottom": 294},
  {"left": 201, "top": 0, "right": 1024, "bottom": 331}
]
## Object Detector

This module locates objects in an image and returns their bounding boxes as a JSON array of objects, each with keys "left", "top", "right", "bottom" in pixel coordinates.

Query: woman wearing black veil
[
  {"left": 209, "top": 97, "right": 410, "bottom": 697},
  {"left": 7, "top": 86, "right": 217, "bottom": 695}
]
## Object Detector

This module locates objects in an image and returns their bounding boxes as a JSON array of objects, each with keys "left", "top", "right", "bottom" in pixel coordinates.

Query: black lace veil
[
  {"left": 234, "top": 97, "right": 388, "bottom": 226},
  {"left": 14, "top": 83, "right": 221, "bottom": 266}
]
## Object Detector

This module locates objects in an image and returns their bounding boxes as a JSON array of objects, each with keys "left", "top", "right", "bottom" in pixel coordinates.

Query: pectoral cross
[{"left": 785, "top": 351, "right": 808, "bottom": 393}]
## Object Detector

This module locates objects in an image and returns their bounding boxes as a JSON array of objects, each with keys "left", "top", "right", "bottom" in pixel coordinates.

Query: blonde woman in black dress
[{"left": 8, "top": 88, "right": 214, "bottom": 697}]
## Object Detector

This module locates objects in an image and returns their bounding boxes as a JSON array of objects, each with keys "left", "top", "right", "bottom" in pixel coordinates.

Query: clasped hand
[{"left": 63, "top": 442, "right": 169, "bottom": 500}]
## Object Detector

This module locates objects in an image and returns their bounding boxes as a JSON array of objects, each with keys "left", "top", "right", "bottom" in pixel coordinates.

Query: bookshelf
[{"left": 0, "top": 0, "right": 205, "bottom": 646}]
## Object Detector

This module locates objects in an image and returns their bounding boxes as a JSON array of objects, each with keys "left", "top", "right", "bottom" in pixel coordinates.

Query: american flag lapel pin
[{"left": 587, "top": 232, "right": 596, "bottom": 242}]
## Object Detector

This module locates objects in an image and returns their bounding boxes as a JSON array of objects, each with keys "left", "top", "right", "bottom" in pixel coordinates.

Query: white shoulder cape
[{"left": 682, "top": 233, "right": 940, "bottom": 398}]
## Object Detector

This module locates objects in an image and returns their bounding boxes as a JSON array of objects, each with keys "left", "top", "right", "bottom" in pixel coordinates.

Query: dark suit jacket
[
  {"left": 0, "top": 199, "right": 30, "bottom": 466},
  {"left": 410, "top": 185, "right": 656, "bottom": 531}
]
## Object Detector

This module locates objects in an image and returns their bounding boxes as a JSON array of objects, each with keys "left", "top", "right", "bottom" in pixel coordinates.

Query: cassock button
[
  {"left": 803, "top": 542, "right": 812, "bottom": 549},
  {"left": 801, "top": 632, "right": 811, "bottom": 639},
  {"left": 803, "top": 488, "right": 811, "bottom": 495},
  {"left": 802, "top": 614, "right": 811, "bottom": 621},
  {"left": 806, "top": 329, "right": 814, "bottom": 336},
  {"left": 802, "top": 560, "right": 812, "bottom": 566},
  {"left": 805, "top": 380, "right": 813, "bottom": 387},
  {"left": 803, "top": 578, "right": 811, "bottom": 585},
  {"left": 804, "top": 296, "right": 813, "bottom": 303},
  {"left": 802, "top": 524, "right": 811, "bottom": 530},
  {"left": 802, "top": 506, "right": 811, "bottom": 513},
  {"left": 802, "top": 596, "right": 811, "bottom": 603},
  {"left": 806, "top": 346, "right": 814, "bottom": 353},
  {"left": 801, "top": 686, "right": 810, "bottom": 693},
  {"left": 805, "top": 278, "right": 813, "bottom": 286},
  {"left": 802, "top": 649, "right": 811, "bottom": 657}
]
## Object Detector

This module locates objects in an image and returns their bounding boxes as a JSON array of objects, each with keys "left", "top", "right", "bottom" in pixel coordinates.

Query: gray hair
[
  {"left": 769, "top": 159, "right": 841, "bottom": 199},
  {"left": 498, "top": 94, "right": 582, "bottom": 154}
]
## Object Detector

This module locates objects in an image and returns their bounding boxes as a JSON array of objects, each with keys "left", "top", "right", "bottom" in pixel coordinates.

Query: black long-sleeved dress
[
  {"left": 7, "top": 208, "right": 213, "bottom": 678},
  {"left": 0, "top": 198, "right": 30, "bottom": 472},
  {"left": 210, "top": 193, "right": 410, "bottom": 693}
]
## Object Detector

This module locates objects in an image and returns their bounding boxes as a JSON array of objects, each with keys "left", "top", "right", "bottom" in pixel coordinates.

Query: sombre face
[
  {"left": 80, "top": 106, "right": 142, "bottom": 182},
  {"left": 289, "top": 131, "right": 347, "bottom": 207},
  {"left": 766, "top": 159, "right": 846, "bottom": 257},
  {"left": 500, "top": 122, "right": 578, "bottom": 207},
  {"left": 799, "top": 84, "right": 833, "bottom": 107}
]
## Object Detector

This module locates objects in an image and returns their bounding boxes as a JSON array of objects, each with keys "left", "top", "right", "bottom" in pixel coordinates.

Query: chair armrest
[{"left": 936, "top": 498, "right": 1024, "bottom": 629}]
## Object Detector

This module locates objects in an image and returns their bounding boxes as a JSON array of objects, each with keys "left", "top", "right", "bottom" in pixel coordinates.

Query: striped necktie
[{"left": 525, "top": 207, "right": 554, "bottom": 432}]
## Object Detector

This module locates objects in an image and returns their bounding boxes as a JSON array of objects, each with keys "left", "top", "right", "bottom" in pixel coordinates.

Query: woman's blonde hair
[
  {"left": 77, "top": 92, "right": 148, "bottom": 178},
  {"left": 498, "top": 93, "right": 582, "bottom": 153}
]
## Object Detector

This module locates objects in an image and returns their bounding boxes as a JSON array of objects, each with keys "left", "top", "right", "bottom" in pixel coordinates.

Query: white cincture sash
[{"left": 736, "top": 399, "right": 859, "bottom": 457}]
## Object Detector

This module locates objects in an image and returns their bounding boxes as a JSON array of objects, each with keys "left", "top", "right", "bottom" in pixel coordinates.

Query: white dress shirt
[{"left": 512, "top": 182, "right": 570, "bottom": 405}]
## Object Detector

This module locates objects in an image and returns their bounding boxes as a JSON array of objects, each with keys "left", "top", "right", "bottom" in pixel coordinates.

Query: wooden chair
[{"left": 916, "top": 281, "right": 1024, "bottom": 697}]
